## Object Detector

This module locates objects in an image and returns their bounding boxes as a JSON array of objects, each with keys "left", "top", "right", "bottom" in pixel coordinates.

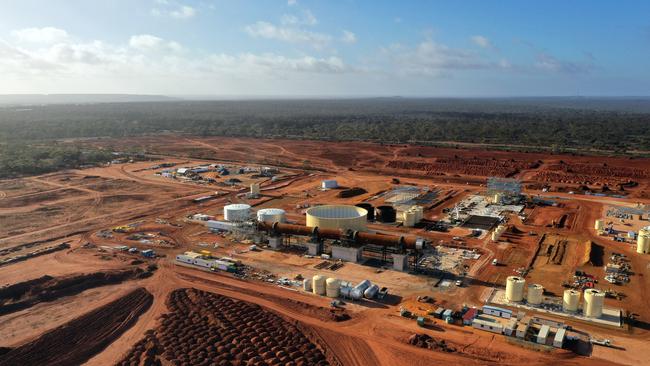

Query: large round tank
[
  {"left": 527, "top": 284, "right": 544, "bottom": 305},
  {"left": 594, "top": 219, "right": 605, "bottom": 231},
  {"left": 505, "top": 276, "right": 525, "bottom": 302},
  {"left": 637, "top": 228, "right": 650, "bottom": 254},
  {"left": 583, "top": 289, "right": 605, "bottom": 318},
  {"left": 563, "top": 289, "right": 580, "bottom": 312},
  {"left": 312, "top": 275, "right": 327, "bottom": 296},
  {"left": 355, "top": 203, "right": 374, "bottom": 221},
  {"left": 376, "top": 205, "right": 397, "bottom": 223},
  {"left": 302, "top": 277, "right": 312, "bottom": 292},
  {"left": 350, "top": 288, "right": 363, "bottom": 301},
  {"left": 223, "top": 204, "right": 251, "bottom": 222},
  {"left": 364, "top": 284, "right": 379, "bottom": 299},
  {"left": 354, "top": 279, "right": 371, "bottom": 293},
  {"left": 325, "top": 278, "right": 341, "bottom": 298},
  {"left": 256, "top": 208, "right": 286, "bottom": 223},
  {"left": 306, "top": 205, "right": 367, "bottom": 231}
]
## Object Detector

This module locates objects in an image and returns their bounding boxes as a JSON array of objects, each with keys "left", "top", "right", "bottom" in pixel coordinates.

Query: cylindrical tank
[
  {"left": 340, "top": 286, "right": 352, "bottom": 298},
  {"left": 637, "top": 228, "right": 650, "bottom": 254},
  {"left": 594, "top": 219, "right": 605, "bottom": 231},
  {"left": 303, "top": 277, "right": 312, "bottom": 292},
  {"left": 355, "top": 203, "right": 374, "bottom": 221},
  {"left": 354, "top": 279, "right": 371, "bottom": 293},
  {"left": 305, "top": 205, "right": 367, "bottom": 231},
  {"left": 312, "top": 275, "right": 327, "bottom": 296},
  {"left": 505, "top": 276, "right": 525, "bottom": 302},
  {"left": 350, "top": 288, "right": 363, "bottom": 301},
  {"left": 563, "top": 289, "right": 580, "bottom": 312},
  {"left": 224, "top": 204, "right": 251, "bottom": 222},
  {"left": 491, "top": 231, "right": 501, "bottom": 242},
  {"left": 325, "top": 278, "right": 341, "bottom": 298},
  {"left": 257, "top": 208, "right": 286, "bottom": 223},
  {"left": 364, "top": 284, "right": 379, "bottom": 299},
  {"left": 321, "top": 180, "right": 338, "bottom": 189},
  {"left": 376, "top": 206, "right": 396, "bottom": 223},
  {"left": 413, "top": 206, "right": 424, "bottom": 221},
  {"left": 527, "top": 284, "right": 544, "bottom": 305},
  {"left": 403, "top": 210, "right": 417, "bottom": 227},
  {"left": 583, "top": 289, "right": 605, "bottom": 318},
  {"left": 494, "top": 193, "right": 503, "bottom": 204},
  {"left": 250, "top": 183, "right": 260, "bottom": 195}
]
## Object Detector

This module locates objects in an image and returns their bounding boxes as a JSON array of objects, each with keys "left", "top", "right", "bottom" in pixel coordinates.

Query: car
[{"left": 455, "top": 280, "right": 463, "bottom": 287}]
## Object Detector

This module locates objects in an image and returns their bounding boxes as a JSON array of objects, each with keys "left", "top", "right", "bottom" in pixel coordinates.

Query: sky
[{"left": 0, "top": 0, "right": 649, "bottom": 97}]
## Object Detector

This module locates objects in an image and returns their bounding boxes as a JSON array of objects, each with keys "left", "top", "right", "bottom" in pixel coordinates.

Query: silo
[
  {"left": 256, "top": 208, "right": 286, "bottom": 223},
  {"left": 224, "top": 204, "right": 251, "bottom": 222},
  {"left": 376, "top": 206, "right": 396, "bottom": 223},
  {"left": 403, "top": 210, "right": 417, "bottom": 227},
  {"left": 637, "top": 228, "right": 650, "bottom": 254},
  {"left": 303, "top": 277, "right": 312, "bottom": 292},
  {"left": 583, "top": 289, "right": 605, "bottom": 318},
  {"left": 312, "top": 275, "right": 327, "bottom": 296},
  {"left": 562, "top": 289, "right": 580, "bottom": 312},
  {"left": 594, "top": 219, "right": 605, "bottom": 231},
  {"left": 527, "top": 284, "right": 544, "bottom": 305},
  {"left": 250, "top": 183, "right": 261, "bottom": 196},
  {"left": 356, "top": 203, "right": 375, "bottom": 221},
  {"left": 505, "top": 276, "right": 525, "bottom": 302},
  {"left": 325, "top": 278, "right": 341, "bottom": 298}
]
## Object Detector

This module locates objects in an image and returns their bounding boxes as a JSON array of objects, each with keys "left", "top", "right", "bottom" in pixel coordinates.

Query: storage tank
[
  {"left": 354, "top": 279, "right": 371, "bottom": 293},
  {"left": 505, "top": 276, "right": 525, "bottom": 302},
  {"left": 491, "top": 231, "right": 501, "bottom": 242},
  {"left": 376, "top": 205, "right": 397, "bottom": 223},
  {"left": 250, "top": 183, "right": 261, "bottom": 195},
  {"left": 562, "top": 289, "right": 580, "bottom": 312},
  {"left": 413, "top": 206, "right": 424, "bottom": 221},
  {"left": 364, "top": 284, "right": 379, "bottom": 299},
  {"left": 527, "top": 284, "right": 544, "bottom": 305},
  {"left": 350, "top": 288, "right": 363, "bottom": 301},
  {"left": 312, "top": 275, "right": 327, "bottom": 295},
  {"left": 637, "top": 228, "right": 650, "bottom": 254},
  {"left": 494, "top": 193, "right": 503, "bottom": 204},
  {"left": 306, "top": 205, "right": 367, "bottom": 231},
  {"left": 321, "top": 180, "right": 338, "bottom": 189},
  {"left": 583, "top": 289, "right": 605, "bottom": 318},
  {"left": 256, "top": 208, "right": 286, "bottom": 223},
  {"left": 403, "top": 210, "right": 417, "bottom": 227},
  {"left": 340, "top": 286, "right": 352, "bottom": 298},
  {"left": 325, "top": 278, "right": 341, "bottom": 298},
  {"left": 302, "top": 277, "right": 312, "bottom": 292},
  {"left": 355, "top": 203, "right": 375, "bottom": 221},
  {"left": 594, "top": 219, "right": 605, "bottom": 231},
  {"left": 223, "top": 204, "right": 251, "bottom": 222}
]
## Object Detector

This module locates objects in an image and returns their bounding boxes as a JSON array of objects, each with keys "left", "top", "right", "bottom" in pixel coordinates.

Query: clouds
[
  {"left": 129, "top": 34, "right": 182, "bottom": 52},
  {"left": 383, "top": 40, "right": 491, "bottom": 76},
  {"left": 341, "top": 30, "right": 357, "bottom": 44},
  {"left": 245, "top": 21, "right": 332, "bottom": 49},
  {"left": 11, "top": 27, "right": 68, "bottom": 43},
  {"left": 151, "top": 2, "right": 196, "bottom": 19},
  {"left": 535, "top": 52, "right": 593, "bottom": 74},
  {"left": 470, "top": 35, "right": 493, "bottom": 49}
]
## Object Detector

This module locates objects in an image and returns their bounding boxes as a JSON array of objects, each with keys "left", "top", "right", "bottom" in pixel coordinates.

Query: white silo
[
  {"left": 563, "top": 289, "right": 580, "bottom": 312},
  {"left": 402, "top": 210, "right": 417, "bottom": 227},
  {"left": 312, "top": 275, "right": 327, "bottom": 295},
  {"left": 505, "top": 276, "right": 525, "bottom": 302},
  {"left": 583, "top": 289, "right": 605, "bottom": 318},
  {"left": 637, "top": 228, "right": 650, "bottom": 254},
  {"left": 325, "top": 278, "right": 341, "bottom": 298},
  {"left": 527, "top": 284, "right": 544, "bottom": 305},
  {"left": 303, "top": 277, "right": 312, "bottom": 292},
  {"left": 223, "top": 204, "right": 251, "bottom": 222},
  {"left": 256, "top": 208, "right": 286, "bottom": 223}
]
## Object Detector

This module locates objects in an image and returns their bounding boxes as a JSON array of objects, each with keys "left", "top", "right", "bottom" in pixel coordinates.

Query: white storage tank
[
  {"left": 325, "top": 278, "right": 341, "bottom": 298},
  {"left": 321, "top": 179, "right": 338, "bottom": 189},
  {"left": 527, "top": 284, "right": 544, "bottom": 305},
  {"left": 637, "top": 228, "right": 650, "bottom": 254},
  {"left": 354, "top": 279, "right": 371, "bottom": 293},
  {"left": 340, "top": 286, "right": 352, "bottom": 298},
  {"left": 223, "top": 204, "right": 251, "bottom": 222},
  {"left": 256, "top": 208, "right": 286, "bottom": 223},
  {"left": 594, "top": 219, "right": 605, "bottom": 231},
  {"left": 250, "top": 183, "right": 261, "bottom": 195},
  {"left": 364, "top": 284, "right": 380, "bottom": 299},
  {"left": 563, "top": 289, "right": 580, "bottom": 312},
  {"left": 350, "top": 288, "right": 363, "bottom": 301},
  {"left": 312, "top": 275, "right": 327, "bottom": 295},
  {"left": 583, "top": 289, "right": 605, "bottom": 318},
  {"left": 505, "top": 276, "right": 525, "bottom": 302},
  {"left": 303, "top": 277, "right": 312, "bottom": 292},
  {"left": 402, "top": 210, "right": 417, "bottom": 227}
]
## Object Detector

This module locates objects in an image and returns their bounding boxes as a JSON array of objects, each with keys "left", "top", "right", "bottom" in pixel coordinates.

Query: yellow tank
[
  {"left": 325, "top": 278, "right": 340, "bottom": 298},
  {"left": 312, "top": 275, "right": 327, "bottom": 295},
  {"left": 527, "top": 284, "right": 544, "bottom": 305},
  {"left": 594, "top": 219, "right": 605, "bottom": 231},
  {"left": 637, "top": 229, "right": 650, "bottom": 254},
  {"left": 491, "top": 231, "right": 501, "bottom": 242},
  {"left": 563, "top": 289, "right": 580, "bottom": 312},
  {"left": 306, "top": 205, "right": 367, "bottom": 231},
  {"left": 583, "top": 289, "right": 605, "bottom": 318},
  {"left": 505, "top": 276, "right": 525, "bottom": 302}
]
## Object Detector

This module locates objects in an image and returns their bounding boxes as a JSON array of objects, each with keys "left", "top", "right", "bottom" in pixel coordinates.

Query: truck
[{"left": 141, "top": 249, "right": 155, "bottom": 258}]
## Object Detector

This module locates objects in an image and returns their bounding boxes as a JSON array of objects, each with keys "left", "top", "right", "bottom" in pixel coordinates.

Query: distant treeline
[
  {"left": 0, "top": 144, "right": 114, "bottom": 178},
  {"left": 0, "top": 98, "right": 649, "bottom": 152}
]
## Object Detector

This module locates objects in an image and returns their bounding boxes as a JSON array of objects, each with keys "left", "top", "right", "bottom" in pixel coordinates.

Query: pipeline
[{"left": 259, "top": 221, "right": 425, "bottom": 250}]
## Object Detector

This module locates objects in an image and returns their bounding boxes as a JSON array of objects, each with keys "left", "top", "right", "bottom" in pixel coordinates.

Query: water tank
[
  {"left": 325, "top": 278, "right": 341, "bottom": 298},
  {"left": 364, "top": 284, "right": 379, "bottom": 299},
  {"left": 250, "top": 183, "right": 261, "bottom": 195},
  {"left": 321, "top": 180, "right": 338, "bottom": 189},
  {"left": 350, "top": 288, "right": 363, "bottom": 301},
  {"left": 594, "top": 219, "right": 605, "bottom": 231},
  {"left": 306, "top": 205, "right": 367, "bottom": 231},
  {"left": 312, "top": 275, "right": 327, "bottom": 296},
  {"left": 637, "top": 228, "right": 650, "bottom": 254},
  {"left": 505, "top": 276, "right": 525, "bottom": 302},
  {"left": 256, "top": 208, "right": 286, "bottom": 223},
  {"left": 223, "top": 204, "right": 251, "bottom": 222},
  {"left": 355, "top": 203, "right": 374, "bottom": 221},
  {"left": 563, "top": 289, "right": 580, "bottom": 312},
  {"left": 583, "top": 289, "right": 605, "bottom": 318},
  {"left": 303, "top": 277, "right": 312, "bottom": 292},
  {"left": 376, "top": 206, "right": 396, "bottom": 223},
  {"left": 354, "top": 279, "right": 371, "bottom": 293},
  {"left": 527, "top": 284, "right": 544, "bottom": 305}
]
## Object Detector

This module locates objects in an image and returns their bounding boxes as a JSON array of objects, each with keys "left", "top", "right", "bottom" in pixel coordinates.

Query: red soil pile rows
[
  {"left": 534, "top": 162, "right": 647, "bottom": 186},
  {"left": 386, "top": 157, "right": 538, "bottom": 177},
  {"left": 116, "top": 288, "right": 336, "bottom": 366},
  {"left": 0, "top": 287, "right": 153, "bottom": 366}
]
